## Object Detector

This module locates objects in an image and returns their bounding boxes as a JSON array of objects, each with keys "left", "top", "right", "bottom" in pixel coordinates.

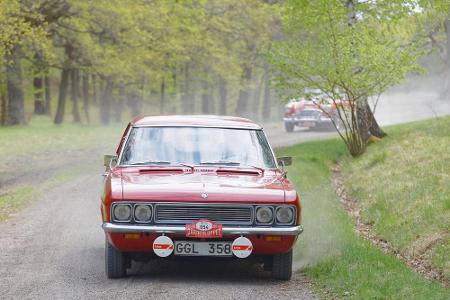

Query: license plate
[
  {"left": 174, "top": 241, "right": 232, "bottom": 257},
  {"left": 301, "top": 121, "right": 315, "bottom": 127}
]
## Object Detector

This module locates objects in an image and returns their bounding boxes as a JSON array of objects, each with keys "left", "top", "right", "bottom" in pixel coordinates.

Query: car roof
[{"left": 131, "top": 115, "right": 262, "bottom": 130}]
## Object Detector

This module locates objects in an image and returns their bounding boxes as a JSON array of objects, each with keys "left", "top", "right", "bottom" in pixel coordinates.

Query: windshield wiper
[
  {"left": 174, "top": 162, "right": 195, "bottom": 171},
  {"left": 240, "top": 164, "right": 265, "bottom": 173},
  {"left": 128, "top": 160, "right": 172, "bottom": 165},
  {"left": 199, "top": 161, "right": 265, "bottom": 173},
  {"left": 199, "top": 160, "right": 241, "bottom": 166},
  {"left": 128, "top": 160, "right": 194, "bottom": 171}
]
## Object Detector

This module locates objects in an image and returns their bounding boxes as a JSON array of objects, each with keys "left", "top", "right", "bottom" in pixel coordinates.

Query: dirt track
[
  {"left": 1, "top": 94, "right": 448, "bottom": 299},
  {"left": 0, "top": 129, "right": 320, "bottom": 300}
]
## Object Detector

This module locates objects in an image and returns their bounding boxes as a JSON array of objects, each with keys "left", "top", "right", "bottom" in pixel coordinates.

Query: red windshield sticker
[{"left": 185, "top": 219, "right": 223, "bottom": 238}]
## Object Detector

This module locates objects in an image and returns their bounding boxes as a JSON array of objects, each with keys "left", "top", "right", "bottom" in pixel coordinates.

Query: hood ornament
[{"left": 201, "top": 192, "right": 208, "bottom": 199}]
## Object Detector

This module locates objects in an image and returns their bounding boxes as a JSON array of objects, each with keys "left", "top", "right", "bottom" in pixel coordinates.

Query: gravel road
[
  {"left": 0, "top": 129, "right": 319, "bottom": 300},
  {"left": 1, "top": 94, "right": 448, "bottom": 300}
]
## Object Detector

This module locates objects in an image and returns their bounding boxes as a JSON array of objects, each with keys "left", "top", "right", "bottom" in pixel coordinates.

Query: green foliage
[
  {"left": 269, "top": 0, "right": 428, "bottom": 156},
  {"left": 271, "top": 0, "right": 424, "bottom": 99},
  {"left": 0, "top": 0, "right": 51, "bottom": 64},
  {"left": 0, "top": 0, "right": 280, "bottom": 123}
]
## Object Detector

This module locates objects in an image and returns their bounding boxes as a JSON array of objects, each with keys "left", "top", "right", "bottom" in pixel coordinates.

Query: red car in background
[
  {"left": 101, "top": 115, "right": 303, "bottom": 280},
  {"left": 283, "top": 94, "right": 343, "bottom": 132}
]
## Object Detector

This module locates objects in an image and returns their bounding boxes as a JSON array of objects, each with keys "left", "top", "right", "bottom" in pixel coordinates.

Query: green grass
[
  {"left": 341, "top": 117, "right": 450, "bottom": 281},
  {"left": 277, "top": 126, "right": 449, "bottom": 298},
  {"left": 0, "top": 115, "right": 124, "bottom": 158},
  {"left": 0, "top": 186, "right": 37, "bottom": 222},
  {"left": 0, "top": 115, "right": 123, "bottom": 221}
]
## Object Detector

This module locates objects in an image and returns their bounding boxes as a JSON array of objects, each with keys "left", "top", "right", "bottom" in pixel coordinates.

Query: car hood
[{"left": 118, "top": 167, "right": 286, "bottom": 203}]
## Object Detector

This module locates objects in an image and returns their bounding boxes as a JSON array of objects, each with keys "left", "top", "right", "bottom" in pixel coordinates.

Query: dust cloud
[{"left": 372, "top": 73, "right": 450, "bottom": 126}]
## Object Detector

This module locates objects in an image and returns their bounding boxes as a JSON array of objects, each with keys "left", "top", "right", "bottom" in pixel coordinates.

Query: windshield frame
[{"left": 117, "top": 126, "right": 279, "bottom": 170}]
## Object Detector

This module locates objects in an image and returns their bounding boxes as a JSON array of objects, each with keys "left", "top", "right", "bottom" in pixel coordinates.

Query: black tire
[
  {"left": 271, "top": 249, "right": 293, "bottom": 280},
  {"left": 263, "top": 256, "right": 273, "bottom": 271},
  {"left": 284, "top": 122, "right": 294, "bottom": 132},
  {"left": 105, "top": 239, "right": 126, "bottom": 278}
]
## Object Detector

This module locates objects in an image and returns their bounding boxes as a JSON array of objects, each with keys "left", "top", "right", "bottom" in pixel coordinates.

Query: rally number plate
[{"left": 174, "top": 241, "right": 232, "bottom": 257}]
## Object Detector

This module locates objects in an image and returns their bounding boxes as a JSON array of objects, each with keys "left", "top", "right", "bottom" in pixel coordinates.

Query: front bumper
[
  {"left": 102, "top": 223, "right": 303, "bottom": 236},
  {"left": 284, "top": 116, "right": 332, "bottom": 124}
]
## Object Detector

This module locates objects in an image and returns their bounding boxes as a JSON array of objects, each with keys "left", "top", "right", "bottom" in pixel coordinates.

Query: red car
[
  {"left": 283, "top": 98, "right": 343, "bottom": 132},
  {"left": 101, "top": 115, "right": 303, "bottom": 280}
]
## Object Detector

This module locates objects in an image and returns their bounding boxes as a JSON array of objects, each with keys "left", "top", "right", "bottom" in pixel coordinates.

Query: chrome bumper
[
  {"left": 102, "top": 223, "right": 303, "bottom": 236},
  {"left": 283, "top": 117, "right": 331, "bottom": 123}
]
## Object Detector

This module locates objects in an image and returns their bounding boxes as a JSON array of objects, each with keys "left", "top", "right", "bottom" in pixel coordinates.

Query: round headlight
[
  {"left": 276, "top": 206, "right": 294, "bottom": 224},
  {"left": 113, "top": 204, "right": 131, "bottom": 222},
  {"left": 134, "top": 205, "right": 152, "bottom": 222},
  {"left": 256, "top": 206, "right": 273, "bottom": 224}
]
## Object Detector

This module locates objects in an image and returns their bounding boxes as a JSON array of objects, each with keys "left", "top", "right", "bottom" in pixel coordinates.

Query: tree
[
  {"left": 270, "top": 0, "right": 424, "bottom": 156},
  {"left": 1, "top": 0, "right": 282, "bottom": 125},
  {"left": 0, "top": 0, "right": 50, "bottom": 124}
]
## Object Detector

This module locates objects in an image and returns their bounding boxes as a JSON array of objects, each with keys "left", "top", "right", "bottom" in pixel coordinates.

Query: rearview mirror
[
  {"left": 104, "top": 154, "right": 118, "bottom": 169},
  {"left": 277, "top": 156, "right": 292, "bottom": 167}
]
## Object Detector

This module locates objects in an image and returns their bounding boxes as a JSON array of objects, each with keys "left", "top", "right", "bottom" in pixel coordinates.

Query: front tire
[
  {"left": 271, "top": 249, "right": 293, "bottom": 280},
  {"left": 284, "top": 122, "right": 294, "bottom": 132},
  {"left": 105, "top": 239, "right": 126, "bottom": 278}
]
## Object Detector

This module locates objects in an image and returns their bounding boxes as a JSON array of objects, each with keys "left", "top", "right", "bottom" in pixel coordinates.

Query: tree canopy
[{"left": 269, "top": 0, "right": 428, "bottom": 156}]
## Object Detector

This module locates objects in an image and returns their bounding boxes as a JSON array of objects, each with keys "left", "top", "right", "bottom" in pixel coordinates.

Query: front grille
[
  {"left": 154, "top": 203, "right": 253, "bottom": 225},
  {"left": 299, "top": 109, "right": 320, "bottom": 118}
]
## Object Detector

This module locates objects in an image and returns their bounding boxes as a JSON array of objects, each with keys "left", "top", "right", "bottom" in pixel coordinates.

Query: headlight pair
[
  {"left": 112, "top": 203, "right": 152, "bottom": 223},
  {"left": 255, "top": 205, "right": 295, "bottom": 225}
]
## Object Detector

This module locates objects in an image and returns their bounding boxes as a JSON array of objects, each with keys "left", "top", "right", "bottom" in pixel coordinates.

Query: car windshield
[{"left": 120, "top": 127, "right": 277, "bottom": 169}]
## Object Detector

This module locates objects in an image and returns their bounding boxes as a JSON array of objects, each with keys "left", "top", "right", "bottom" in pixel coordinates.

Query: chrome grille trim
[
  {"left": 299, "top": 109, "right": 320, "bottom": 118},
  {"left": 154, "top": 203, "right": 254, "bottom": 225}
]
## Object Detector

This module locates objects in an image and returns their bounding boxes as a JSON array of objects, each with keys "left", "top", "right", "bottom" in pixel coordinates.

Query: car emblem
[{"left": 201, "top": 192, "right": 208, "bottom": 199}]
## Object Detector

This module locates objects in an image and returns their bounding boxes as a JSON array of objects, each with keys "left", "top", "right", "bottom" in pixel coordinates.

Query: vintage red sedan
[{"left": 101, "top": 115, "right": 303, "bottom": 280}]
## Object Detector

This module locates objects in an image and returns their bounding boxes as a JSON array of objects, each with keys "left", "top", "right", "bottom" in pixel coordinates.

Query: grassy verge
[
  {"left": 277, "top": 122, "right": 449, "bottom": 298},
  {"left": 340, "top": 116, "right": 450, "bottom": 281},
  {"left": 0, "top": 115, "right": 124, "bottom": 158},
  {"left": 0, "top": 116, "right": 123, "bottom": 221}
]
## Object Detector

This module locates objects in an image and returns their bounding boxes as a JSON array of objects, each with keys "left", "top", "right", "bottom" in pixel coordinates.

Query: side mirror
[
  {"left": 104, "top": 154, "right": 118, "bottom": 169},
  {"left": 277, "top": 156, "right": 292, "bottom": 167}
]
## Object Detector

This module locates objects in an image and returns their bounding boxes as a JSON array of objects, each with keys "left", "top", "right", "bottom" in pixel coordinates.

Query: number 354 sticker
[{"left": 186, "top": 219, "right": 223, "bottom": 238}]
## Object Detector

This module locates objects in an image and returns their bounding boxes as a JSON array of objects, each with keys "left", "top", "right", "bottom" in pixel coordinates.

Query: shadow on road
[{"left": 128, "top": 259, "right": 274, "bottom": 283}]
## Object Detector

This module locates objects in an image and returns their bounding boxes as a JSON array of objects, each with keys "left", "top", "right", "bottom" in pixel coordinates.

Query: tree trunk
[
  {"left": 219, "top": 78, "right": 227, "bottom": 115},
  {"left": 236, "top": 90, "right": 249, "bottom": 117},
  {"left": 160, "top": 78, "right": 165, "bottom": 114},
  {"left": 356, "top": 97, "right": 386, "bottom": 140},
  {"left": 262, "top": 72, "right": 271, "bottom": 120},
  {"left": 70, "top": 69, "right": 81, "bottom": 123},
  {"left": 1, "top": 90, "right": 6, "bottom": 125},
  {"left": 113, "top": 84, "right": 125, "bottom": 122},
  {"left": 235, "top": 66, "right": 252, "bottom": 117},
  {"left": 100, "top": 79, "right": 113, "bottom": 125},
  {"left": 54, "top": 68, "right": 70, "bottom": 124},
  {"left": 366, "top": 100, "right": 386, "bottom": 138},
  {"left": 92, "top": 74, "right": 97, "bottom": 104},
  {"left": 445, "top": 12, "right": 450, "bottom": 101},
  {"left": 44, "top": 75, "right": 51, "bottom": 115},
  {"left": 200, "top": 80, "right": 211, "bottom": 114},
  {"left": 356, "top": 98, "right": 370, "bottom": 142},
  {"left": 82, "top": 73, "right": 90, "bottom": 123},
  {"left": 6, "top": 45, "right": 25, "bottom": 125},
  {"left": 182, "top": 64, "right": 192, "bottom": 114},
  {"left": 251, "top": 74, "right": 265, "bottom": 121},
  {"left": 33, "top": 76, "right": 44, "bottom": 114}
]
